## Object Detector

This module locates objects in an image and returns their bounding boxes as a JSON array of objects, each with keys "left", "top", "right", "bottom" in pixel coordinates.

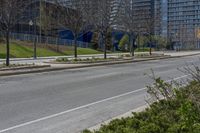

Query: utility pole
[
  {"left": 29, "top": 19, "right": 37, "bottom": 59},
  {"left": 39, "top": 0, "right": 42, "bottom": 43},
  {"left": 29, "top": 0, "right": 37, "bottom": 59},
  {"left": 34, "top": 19, "right": 37, "bottom": 59}
]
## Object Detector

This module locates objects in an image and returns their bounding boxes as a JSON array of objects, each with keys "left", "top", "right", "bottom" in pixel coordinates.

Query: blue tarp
[{"left": 59, "top": 30, "right": 93, "bottom": 43}]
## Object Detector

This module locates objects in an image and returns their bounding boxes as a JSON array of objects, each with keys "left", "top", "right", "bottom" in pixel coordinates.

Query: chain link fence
[{"left": 9, "top": 33, "right": 91, "bottom": 48}]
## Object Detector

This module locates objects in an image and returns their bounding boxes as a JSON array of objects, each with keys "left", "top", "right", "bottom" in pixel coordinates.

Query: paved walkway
[
  {"left": 0, "top": 50, "right": 200, "bottom": 77},
  {"left": 164, "top": 51, "right": 200, "bottom": 56}
]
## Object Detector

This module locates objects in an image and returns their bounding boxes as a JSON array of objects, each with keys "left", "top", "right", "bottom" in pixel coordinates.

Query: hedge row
[{"left": 83, "top": 80, "right": 200, "bottom": 133}]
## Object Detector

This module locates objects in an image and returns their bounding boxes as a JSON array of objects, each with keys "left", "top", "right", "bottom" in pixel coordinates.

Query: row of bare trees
[
  {"left": 0, "top": 0, "right": 31, "bottom": 66},
  {"left": 52, "top": 0, "right": 115, "bottom": 59},
  {"left": 120, "top": 0, "right": 158, "bottom": 55},
  {"left": 0, "top": 0, "right": 161, "bottom": 66}
]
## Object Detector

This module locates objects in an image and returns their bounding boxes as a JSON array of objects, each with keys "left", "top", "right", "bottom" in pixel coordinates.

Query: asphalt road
[{"left": 0, "top": 55, "right": 199, "bottom": 133}]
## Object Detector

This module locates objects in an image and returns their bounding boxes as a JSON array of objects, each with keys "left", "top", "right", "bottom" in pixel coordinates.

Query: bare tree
[
  {"left": 39, "top": 1, "right": 60, "bottom": 52},
  {"left": 88, "top": 0, "right": 114, "bottom": 59},
  {"left": 178, "top": 25, "right": 196, "bottom": 49},
  {"left": 167, "top": 21, "right": 174, "bottom": 50},
  {"left": 39, "top": 1, "right": 52, "bottom": 43},
  {"left": 120, "top": 0, "right": 141, "bottom": 56},
  {"left": 0, "top": 0, "right": 30, "bottom": 66},
  {"left": 52, "top": 0, "right": 91, "bottom": 58},
  {"left": 142, "top": 10, "right": 157, "bottom": 55},
  {"left": 133, "top": 6, "right": 160, "bottom": 55},
  {"left": 122, "top": 3, "right": 156, "bottom": 55}
]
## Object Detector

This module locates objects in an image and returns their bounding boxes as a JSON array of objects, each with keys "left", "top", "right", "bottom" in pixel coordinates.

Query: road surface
[{"left": 0, "top": 55, "right": 199, "bottom": 133}]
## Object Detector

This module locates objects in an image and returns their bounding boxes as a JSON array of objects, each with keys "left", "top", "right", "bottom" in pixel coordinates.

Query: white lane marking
[
  {"left": 89, "top": 105, "right": 148, "bottom": 131},
  {"left": 0, "top": 75, "right": 188, "bottom": 133}
]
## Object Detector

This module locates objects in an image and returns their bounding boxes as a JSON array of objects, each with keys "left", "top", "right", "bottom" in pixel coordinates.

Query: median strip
[{"left": 0, "top": 53, "right": 199, "bottom": 77}]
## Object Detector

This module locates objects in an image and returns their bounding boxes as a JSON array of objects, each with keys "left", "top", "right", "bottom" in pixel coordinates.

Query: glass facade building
[
  {"left": 110, "top": 0, "right": 125, "bottom": 30},
  {"left": 157, "top": 0, "right": 168, "bottom": 37},
  {"left": 127, "top": 0, "right": 167, "bottom": 37},
  {"left": 130, "top": 0, "right": 200, "bottom": 49},
  {"left": 131, "top": 0, "right": 155, "bottom": 34},
  {"left": 168, "top": 0, "right": 200, "bottom": 49}
]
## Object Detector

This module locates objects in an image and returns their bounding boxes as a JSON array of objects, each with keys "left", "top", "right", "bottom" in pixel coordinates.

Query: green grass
[
  {"left": 135, "top": 47, "right": 154, "bottom": 52},
  {"left": 62, "top": 47, "right": 102, "bottom": 55},
  {"left": 0, "top": 42, "right": 102, "bottom": 58}
]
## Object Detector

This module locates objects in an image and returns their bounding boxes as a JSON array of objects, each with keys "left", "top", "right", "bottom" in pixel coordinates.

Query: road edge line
[{"left": 0, "top": 75, "right": 188, "bottom": 133}]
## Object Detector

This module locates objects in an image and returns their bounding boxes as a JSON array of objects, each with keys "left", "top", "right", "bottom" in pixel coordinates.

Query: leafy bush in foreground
[{"left": 83, "top": 79, "right": 200, "bottom": 133}]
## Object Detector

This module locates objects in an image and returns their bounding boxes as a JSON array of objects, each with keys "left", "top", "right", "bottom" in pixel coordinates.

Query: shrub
[
  {"left": 83, "top": 64, "right": 200, "bottom": 133},
  {"left": 56, "top": 57, "right": 69, "bottom": 62}
]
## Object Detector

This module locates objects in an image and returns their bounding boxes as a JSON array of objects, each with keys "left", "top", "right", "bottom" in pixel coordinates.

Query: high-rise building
[
  {"left": 126, "top": 0, "right": 200, "bottom": 49},
  {"left": 122, "top": 0, "right": 164, "bottom": 36},
  {"left": 155, "top": 0, "right": 168, "bottom": 37},
  {"left": 131, "top": 0, "right": 155, "bottom": 34},
  {"left": 129, "top": 0, "right": 168, "bottom": 37},
  {"left": 168, "top": 0, "right": 200, "bottom": 49},
  {"left": 161, "top": 0, "right": 168, "bottom": 37},
  {"left": 110, "top": 0, "right": 125, "bottom": 30}
]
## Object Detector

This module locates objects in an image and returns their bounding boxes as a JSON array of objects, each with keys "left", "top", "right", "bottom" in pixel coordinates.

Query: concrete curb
[
  {"left": 0, "top": 65, "right": 50, "bottom": 71},
  {"left": 88, "top": 105, "right": 148, "bottom": 132},
  {"left": 0, "top": 53, "right": 199, "bottom": 77},
  {"left": 0, "top": 58, "right": 162, "bottom": 77},
  {"left": 0, "top": 53, "right": 128, "bottom": 62}
]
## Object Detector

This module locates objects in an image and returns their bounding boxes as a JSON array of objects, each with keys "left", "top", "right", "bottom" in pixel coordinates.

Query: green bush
[
  {"left": 119, "top": 34, "right": 129, "bottom": 51},
  {"left": 56, "top": 57, "right": 69, "bottom": 62},
  {"left": 83, "top": 80, "right": 200, "bottom": 133}
]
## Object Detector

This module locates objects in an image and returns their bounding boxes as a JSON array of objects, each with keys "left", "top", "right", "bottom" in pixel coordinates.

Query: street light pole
[
  {"left": 29, "top": 20, "right": 37, "bottom": 59},
  {"left": 33, "top": 19, "right": 37, "bottom": 59},
  {"left": 39, "top": 0, "right": 42, "bottom": 44}
]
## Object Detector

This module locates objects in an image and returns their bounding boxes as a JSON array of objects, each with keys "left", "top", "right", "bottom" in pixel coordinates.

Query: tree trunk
[
  {"left": 132, "top": 45, "right": 135, "bottom": 57},
  {"left": 150, "top": 46, "right": 152, "bottom": 55},
  {"left": 129, "top": 34, "right": 132, "bottom": 55},
  {"left": 6, "top": 31, "right": 10, "bottom": 66},
  {"left": 33, "top": 20, "right": 37, "bottom": 59},
  {"left": 98, "top": 33, "right": 102, "bottom": 49},
  {"left": 132, "top": 37, "right": 135, "bottom": 57},
  {"left": 74, "top": 38, "right": 78, "bottom": 58},
  {"left": 149, "top": 36, "right": 152, "bottom": 55},
  {"left": 33, "top": 33, "right": 37, "bottom": 59},
  {"left": 130, "top": 34, "right": 135, "bottom": 57},
  {"left": 138, "top": 34, "right": 140, "bottom": 51},
  {"left": 56, "top": 38, "right": 59, "bottom": 52},
  {"left": 34, "top": 38, "right": 37, "bottom": 59},
  {"left": 103, "top": 34, "right": 107, "bottom": 59}
]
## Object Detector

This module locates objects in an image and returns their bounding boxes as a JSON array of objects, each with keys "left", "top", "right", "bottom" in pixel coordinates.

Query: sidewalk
[
  {"left": 0, "top": 51, "right": 200, "bottom": 77},
  {"left": 0, "top": 58, "right": 156, "bottom": 76},
  {"left": 0, "top": 53, "right": 130, "bottom": 65},
  {"left": 164, "top": 51, "right": 200, "bottom": 57},
  {"left": 1, "top": 51, "right": 199, "bottom": 65},
  {"left": 0, "top": 53, "right": 130, "bottom": 62}
]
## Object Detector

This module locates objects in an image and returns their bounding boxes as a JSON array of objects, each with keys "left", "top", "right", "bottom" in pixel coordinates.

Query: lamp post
[{"left": 29, "top": 20, "right": 37, "bottom": 59}]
